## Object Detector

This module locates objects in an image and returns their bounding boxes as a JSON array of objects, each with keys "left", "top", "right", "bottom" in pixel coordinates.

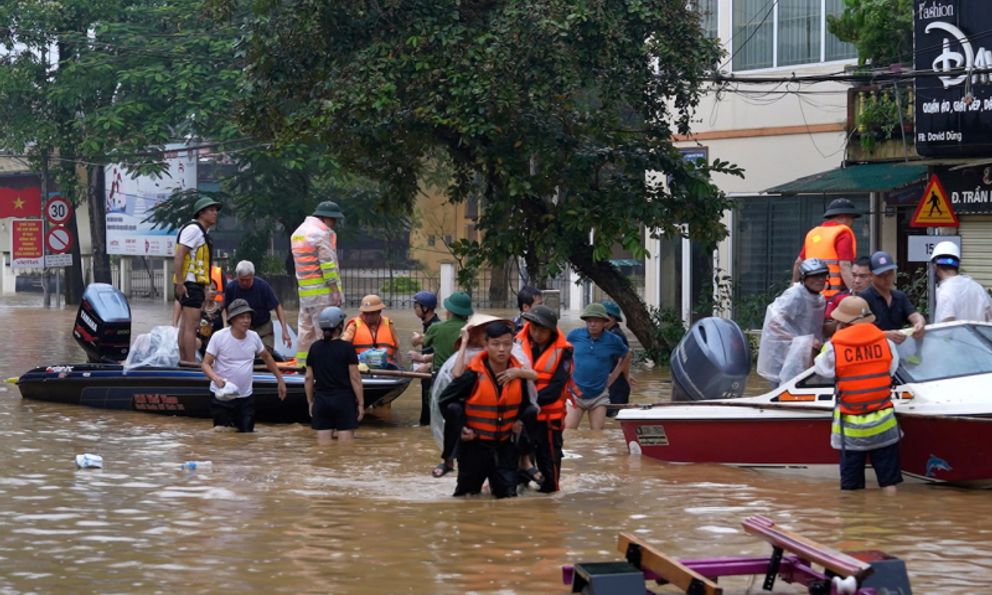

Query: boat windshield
[{"left": 896, "top": 325, "right": 992, "bottom": 383}]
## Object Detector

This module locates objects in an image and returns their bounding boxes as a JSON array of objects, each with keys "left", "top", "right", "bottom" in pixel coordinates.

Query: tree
[
  {"left": 827, "top": 0, "right": 914, "bottom": 67},
  {"left": 239, "top": 0, "right": 740, "bottom": 358}
]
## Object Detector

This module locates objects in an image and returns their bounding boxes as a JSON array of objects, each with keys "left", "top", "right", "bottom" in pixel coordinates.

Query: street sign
[
  {"left": 910, "top": 175, "right": 959, "bottom": 227},
  {"left": 45, "top": 253, "right": 73, "bottom": 268},
  {"left": 45, "top": 226, "right": 73, "bottom": 254},
  {"left": 11, "top": 219, "right": 43, "bottom": 269},
  {"left": 45, "top": 196, "right": 72, "bottom": 225},
  {"left": 908, "top": 235, "right": 960, "bottom": 262}
]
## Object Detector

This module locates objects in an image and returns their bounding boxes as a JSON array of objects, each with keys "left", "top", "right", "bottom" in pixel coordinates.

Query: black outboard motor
[
  {"left": 73, "top": 283, "right": 132, "bottom": 363},
  {"left": 671, "top": 317, "right": 751, "bottom": 402}
]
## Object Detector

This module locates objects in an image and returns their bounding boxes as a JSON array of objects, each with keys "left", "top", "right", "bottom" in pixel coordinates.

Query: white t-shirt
[
  {"left": 206, "top": 328, "right": 264, "bottom": 398},
  {"left": 177, "top": 223, "right": 206, "bottom": 283},
  {"left": 934, "top": 274, "right": 992, "bottom": 323}
]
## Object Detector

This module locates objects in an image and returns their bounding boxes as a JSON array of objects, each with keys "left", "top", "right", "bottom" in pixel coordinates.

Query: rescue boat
[{"left": 618, "top": 318, "right": 992, "bottom": 486}]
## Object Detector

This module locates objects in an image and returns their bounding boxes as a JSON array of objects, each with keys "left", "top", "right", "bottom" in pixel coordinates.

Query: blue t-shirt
[
  {"left": 567, "top": 327, "right": 628, "bottom": 398},
  {"left": 224, "top": 277, "right": 280, "bottom": 327}
]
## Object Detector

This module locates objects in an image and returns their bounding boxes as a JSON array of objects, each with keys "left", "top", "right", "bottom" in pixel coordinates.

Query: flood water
[{"left": 2, "top": 294, "right": 991, "bottom": 593}]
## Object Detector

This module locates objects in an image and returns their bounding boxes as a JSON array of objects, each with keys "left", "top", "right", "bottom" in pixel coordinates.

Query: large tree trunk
[
  {"left": 569, "top": 247, "right": 670, "bottom": 362},
  {"left": 64, "top": 207, "right": 85, "bottom": 305},
  {"left": 87, "top": 165, "right": 112, "bottom": 283},
  {"left": 488, "top": 259, "right": 509, "bottom": 306}
]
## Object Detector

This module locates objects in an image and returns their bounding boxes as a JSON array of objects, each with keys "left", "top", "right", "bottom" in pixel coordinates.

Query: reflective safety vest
[
  {"left": 517, "top": 323, "right": 571, "bottom": 422},
  {"left": 831, "top": 323, "right": 899, "bottom": 450},
  {"left": 291, "top": 216, "right": 341, "bottom": 304},
  {"left": 211, "top": 266, "right": 224, "bottom": 303},
  {"left": 464, "top": 352, "right": 524, "bottom": 441},
  {"left": 349, "top": 316, "right": 399, "bottom": 359},
  {"left": 803, "top": 224, "right": 856, "bottom": 298},
  {"left": 173, "top": 221, "right": 212, "bottom": 286}
]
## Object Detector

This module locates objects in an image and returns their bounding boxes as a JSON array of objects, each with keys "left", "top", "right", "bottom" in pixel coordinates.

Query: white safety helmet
[
  {"left": 318, "top": 306, "right": 346, "bottom": 330},
  {"left": 930, "top": 241, "right": 961, "bottom": 267},
  {"left": 799, "top": 257, "right": 830, "bottom": 279}
]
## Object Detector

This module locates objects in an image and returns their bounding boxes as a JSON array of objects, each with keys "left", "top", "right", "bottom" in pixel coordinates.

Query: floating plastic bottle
[
  {"left": 180, "top": 460, "right": 212, "bottom": 471},
  {"left": 75, "top": 453, "right": 104, "bottom": 469}
]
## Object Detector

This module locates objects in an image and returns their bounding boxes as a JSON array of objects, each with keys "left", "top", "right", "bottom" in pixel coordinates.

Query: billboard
[
  {"left": 11, "top": 219, "right": 43, "bottom": 269},
  {"left": 105, "top": 144, "right": 197, "bottom": 256},
  {"left": 914, "top": 0, "right": 992, "bottom": 156}
]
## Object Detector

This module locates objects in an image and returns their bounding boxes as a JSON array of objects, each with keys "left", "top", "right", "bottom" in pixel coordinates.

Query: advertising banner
[
  {"left": 105, "top": 143, "right": 197, "bottom": 256},
  {"left": 914, "top": 0, "right": 992, "bottom": 156},
  {"left": 11, "top": 219, "right": 43, "bottom": 269}
]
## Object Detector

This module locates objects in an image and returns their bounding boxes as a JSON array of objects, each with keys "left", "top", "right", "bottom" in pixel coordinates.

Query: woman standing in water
[{"left": 305, "top": 306, "right": 364, "bottom": 443}]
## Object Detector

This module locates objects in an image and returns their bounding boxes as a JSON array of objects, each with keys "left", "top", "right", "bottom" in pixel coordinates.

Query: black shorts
[
  {"left": 311, "top": 391, "right": 359, "bottom": 431},
  {"left": 840, "top": 441, "right": 903, "bottom": 490},
  {"left": 177, "top": 281, "right": 206, "bottom": 309}
]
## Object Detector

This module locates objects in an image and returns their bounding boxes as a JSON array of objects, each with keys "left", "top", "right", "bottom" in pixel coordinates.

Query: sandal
[{"left": 431, "top": 463, "right": 454, "bottom": 478}]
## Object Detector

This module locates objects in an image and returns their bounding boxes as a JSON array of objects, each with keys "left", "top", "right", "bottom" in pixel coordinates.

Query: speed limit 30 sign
[{"left": 46, "top": 196, "right": 72, "bottom": 225}]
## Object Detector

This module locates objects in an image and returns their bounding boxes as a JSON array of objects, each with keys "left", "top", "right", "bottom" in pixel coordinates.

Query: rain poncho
[
  {"left": 124, "top": 326, "right": 180, "bottom": 371},
  {"left": 757, "top": 283, "right": 825, "bottom": 384},
  {"left": 934, "top": 274, "right": 992, "bottom": 323}
]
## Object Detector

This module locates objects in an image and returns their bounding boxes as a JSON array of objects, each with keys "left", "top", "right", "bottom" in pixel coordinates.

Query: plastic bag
[
  {"left": 778, "top": 334, "right": 816, "bottom": 385},
  {"left": 358, "top": 348, "right": 389, "bottom": 369},
  {"left": 124, "top": 325, "right": 180, "bottom": 372}
]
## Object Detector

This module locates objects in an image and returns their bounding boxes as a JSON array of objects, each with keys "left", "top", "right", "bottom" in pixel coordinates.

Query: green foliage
[
  {"left": 644, "top": 306, "right": 687, "bottom": 365},
  {"left": 856, "top": 87, "right": 910, "bottom": 151},
  {"left": 827, "top": 0, "right": 914, "bottom": 67},
  {"left": 379, "top": 276, "right": 421, "bottom": 294},
  {"left": 898, "top": 268, "right": 929, "bottom": 320},
  {"left": 230, "top": 228, "right": 271, "bottom": 274}
]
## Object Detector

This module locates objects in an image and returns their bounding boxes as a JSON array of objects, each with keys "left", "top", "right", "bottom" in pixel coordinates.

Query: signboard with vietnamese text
[
  {"left": 914, "top": 0, "right": 992, "bottom": 156},
  {"left": 11, "top": 219, "right": 43, "bottom": 269},
  {"left": 936, "top": 164, "right": 992, "bottom": 214}
]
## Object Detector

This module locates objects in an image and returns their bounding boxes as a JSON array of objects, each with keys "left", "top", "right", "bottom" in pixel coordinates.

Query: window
[
  {"left": 732, "top": 0, "right": 856, "bottom": 71},
  {"left": 694, "top": 0, "right": 719, "bottom": 40}
]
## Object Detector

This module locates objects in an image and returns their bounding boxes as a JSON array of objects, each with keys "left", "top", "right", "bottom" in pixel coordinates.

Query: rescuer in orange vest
[
  {"left": 342, "top": 294, "right": 401, "bottom": 368},
  {"left": 516, "top": 304, "right": 573, "bottom": 493},
  {"left": 813, "top": 296, "right": 902, "bottom": 493},
  {"left": 291, "top": 201, "right": 344, "bottom": 366},
  {"left": 437, "top": 320, "right": 537, "bottom": 499},
  {"left": 794, "top": 198, "right": 859, "bottom": 299}
]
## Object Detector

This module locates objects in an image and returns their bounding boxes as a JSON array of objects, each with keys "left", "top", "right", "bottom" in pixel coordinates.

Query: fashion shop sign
[{"left": 914, "top": 0, "right": 992, "bottom": 156}]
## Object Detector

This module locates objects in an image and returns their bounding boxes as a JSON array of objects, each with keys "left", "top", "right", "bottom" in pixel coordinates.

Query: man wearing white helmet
[
  {"left": 931, "top": 241, "right": 992, "bottom": 323},
  {"left": 757, "top": 258, "right": 829, "bottom": 387}
]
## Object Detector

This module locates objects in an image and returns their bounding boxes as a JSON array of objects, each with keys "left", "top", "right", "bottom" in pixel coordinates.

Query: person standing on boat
[
  {"left": 601, "top": 300, "right": 634, "bottom": 417},
  {"left": 858, "top": 251, "right": 926, "bottom": 344},
  {"left": 438, "top": 320, "right": 535, "bottom": 498},
  {"left": 202, "top": 299, "right": 287, "bottom": 433},
  {"left": 517, "top": 305, "right": 572, "bottom": 493},
  {"left": 305, "top": 306, "right": 364, "bottom": 443},
  {"left": 408, "top": 291, "right": 441, "bottom": 426},
  {"left": 814, "top": 296, "right": 902, "bottom": 493},
  {"left": 224, "top": 260, "right": 292, "bottom": 356},
  {"left": 565, "top": 303, "right": 629, "bottom": 430},
  {"left": 757, "top": 258, "right": 828, "bottom": 387},
  {"left": 794, "top": 198, "right": 859, "bottom": 300},
  {"left": 342, "top": 294, "right": 401, "bottom": 368},
  {"left": 823, "top": 257, "right": 872, "bottom": 337},
  {"left": 291, "top": 201, "right": 344, "bottom": 366},
  {"left": 173, "top": 197, "right": 221, "bottom": 363},
  {"left": 930, "top": 241, "right": 992, "bottom": 323}
]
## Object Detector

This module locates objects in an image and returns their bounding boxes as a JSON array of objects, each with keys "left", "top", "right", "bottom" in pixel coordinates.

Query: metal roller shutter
[{"left": 959, "top": 216, "right": 992, "bottom": 288}]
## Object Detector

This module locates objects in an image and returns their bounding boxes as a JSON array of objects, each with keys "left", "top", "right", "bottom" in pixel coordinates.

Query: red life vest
[
  {"left": 349, "top": 316, "right": 399, "bottom": 359},
  {"left": 517, "top": 323, "right": 571, "bottom": 422},
  {"left": 833, "top": 323, "right": 893, "bottom": 415},
  {"left": 803, "top": 223, "right": 856, "bottom": 298},
  {"left": 463, "top": 352, "right": 524, "bottom": 441}
]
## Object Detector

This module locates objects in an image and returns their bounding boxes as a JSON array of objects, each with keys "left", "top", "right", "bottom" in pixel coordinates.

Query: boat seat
[
  {"left": 617, "top": 533, "right": 723, "bottom": 595},
  {"left": 742, "top": 515, "right": 873, "bottom": 581}
]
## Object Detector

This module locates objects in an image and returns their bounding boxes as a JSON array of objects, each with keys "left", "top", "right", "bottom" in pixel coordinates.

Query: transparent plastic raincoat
[{"left": 757, "top": 283, "right": 825, "bottom": 384}]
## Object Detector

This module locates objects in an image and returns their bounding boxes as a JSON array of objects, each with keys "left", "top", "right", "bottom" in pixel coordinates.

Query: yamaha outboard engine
[
  {"left": 73, "top": 283, "right": 132, "bottom": 363},
  {"left": 671, "top": 317, "right": 751, "bottom": 402}
]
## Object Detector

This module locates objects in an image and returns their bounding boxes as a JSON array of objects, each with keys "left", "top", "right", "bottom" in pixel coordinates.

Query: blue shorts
[
  {"left": 840, "top": 441, "right": 903, "bottom": 490},
  {"left": 311, "top": 391, "right": 359, "bottom": 431}
]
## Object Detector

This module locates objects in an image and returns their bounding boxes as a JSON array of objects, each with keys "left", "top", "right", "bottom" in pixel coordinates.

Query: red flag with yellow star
[{"left": 0, "top": 185, "right": 42, "bottom": 218}]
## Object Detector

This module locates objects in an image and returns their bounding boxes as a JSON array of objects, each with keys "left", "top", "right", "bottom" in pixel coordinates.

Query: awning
[{"left": 765, "top": 162, "right": 929, "bottom": 194}]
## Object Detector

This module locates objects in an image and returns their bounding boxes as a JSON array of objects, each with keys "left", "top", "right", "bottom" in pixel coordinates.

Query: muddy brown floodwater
[{"left": 1, "top": 294, "right": 991, "bottom": 592}]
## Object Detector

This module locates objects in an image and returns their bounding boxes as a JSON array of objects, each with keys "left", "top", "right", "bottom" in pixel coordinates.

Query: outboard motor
[
  {"left": 671, "top": 317, "right": 751, "bottom": 402},
  {"left": 73, "top": 283, "right": 132, "bottom": 363}
]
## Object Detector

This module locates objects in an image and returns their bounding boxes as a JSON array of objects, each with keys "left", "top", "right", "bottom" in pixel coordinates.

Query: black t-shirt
[
  {"left": 308, "top": 338, "right": 359, "bottom": 395},
  {"left": 859, "top": 285, "right": 918, "bottom": 331}
]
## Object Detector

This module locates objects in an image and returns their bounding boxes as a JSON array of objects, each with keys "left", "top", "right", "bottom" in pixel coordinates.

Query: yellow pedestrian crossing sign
[{"left": 910, "top": 174, "right": 958, "bottom": 228}]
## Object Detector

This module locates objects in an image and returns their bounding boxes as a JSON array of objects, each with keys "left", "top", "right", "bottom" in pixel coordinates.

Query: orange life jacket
[
  {"left": 349, "top": 316, "right": 399, "bottom": 359},
  {"left": 517, "top": 323, "right": 571, "bottom": 423},
  {"left": 464, "top": 351, "right": 524, "bottom": 441},
  {"left": 803, "top": 223, "right": 856, "bottom": 298},
  {"left": 211, "top": 266, "right": 224, "bottom": 303},
  {"left": 833, "top": 323, "right": 893, "bottom": 415}
]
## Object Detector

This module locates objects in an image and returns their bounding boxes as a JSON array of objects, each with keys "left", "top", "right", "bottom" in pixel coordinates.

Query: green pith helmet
[
  {"left": 193, "top": 197, "right": 222, "bottom": 216},
  {"left": 313, "top": 201, "right": 345, "bottom": 221}
]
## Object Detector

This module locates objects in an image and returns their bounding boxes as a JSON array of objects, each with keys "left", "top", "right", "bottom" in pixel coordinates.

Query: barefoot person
[
  {"left": 174, "top": 197, "right": 221, "bottom": 362},
  {"left": 305, "top": 306, "right": 364, "bottom": 443}
]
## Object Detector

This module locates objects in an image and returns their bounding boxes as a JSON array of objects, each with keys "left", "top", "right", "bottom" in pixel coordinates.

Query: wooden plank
[
  {"left": 742, "top": 516, "right": 872, "bottom": 580},
  {"left": 617, "top": 533, "right": 723, "bottom": 595}
]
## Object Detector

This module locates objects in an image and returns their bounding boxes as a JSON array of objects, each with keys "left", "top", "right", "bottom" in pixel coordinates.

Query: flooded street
[{"left": 2, "top": 295, "right": 992, "bottom": 593}]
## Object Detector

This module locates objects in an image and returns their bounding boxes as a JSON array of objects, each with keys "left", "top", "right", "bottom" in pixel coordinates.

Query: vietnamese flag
[{"left": 0, "top": 185, "right": 42, "bottom": 218}]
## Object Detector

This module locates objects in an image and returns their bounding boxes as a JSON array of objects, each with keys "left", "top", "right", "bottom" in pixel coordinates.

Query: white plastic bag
[
  {"left": 124, "top": 325, "right": 180, "bottom": 371},
  {"left": 778, "top": 334, "right": 816, "bottom": 385}
]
